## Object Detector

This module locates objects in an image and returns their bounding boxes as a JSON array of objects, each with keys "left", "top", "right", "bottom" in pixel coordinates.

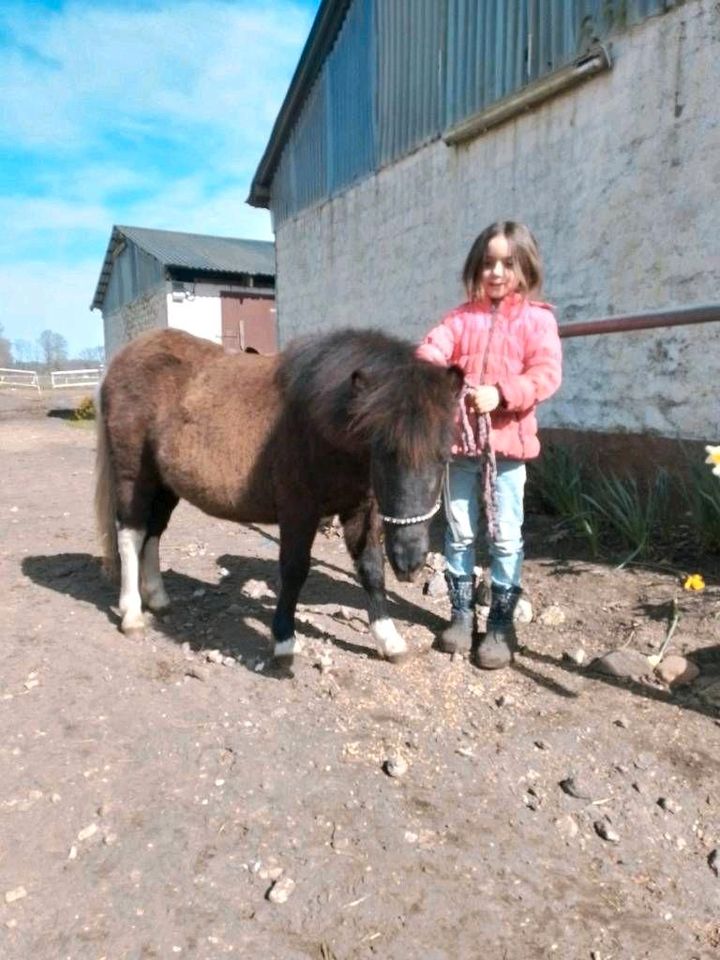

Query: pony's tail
[{"left": 94, "top": 386, "right": 119, "bottom": 580}]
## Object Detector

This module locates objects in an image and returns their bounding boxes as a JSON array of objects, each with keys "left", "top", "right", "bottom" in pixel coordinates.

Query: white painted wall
[
  {"left": 273, "top": 0, "right": 720, "bottom": 442},
  {"left": 166, "top": 279, "right": 276, "bottom": 345},
  {"left": 166, "top": 281, "right": 223, "bottom": 345}
]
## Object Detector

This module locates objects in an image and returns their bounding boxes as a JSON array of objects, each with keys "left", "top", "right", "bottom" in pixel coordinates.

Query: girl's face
[{"left": 477, "top": 234, "right": 519, "bottom": 302}]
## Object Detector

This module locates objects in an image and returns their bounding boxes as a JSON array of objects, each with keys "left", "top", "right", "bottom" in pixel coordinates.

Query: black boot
[
  {"left": 473, "top": 586, "right": 521, "bottom": 670},
  {"left": 438, "top": 574, "right": 474, "bottom": 655}
]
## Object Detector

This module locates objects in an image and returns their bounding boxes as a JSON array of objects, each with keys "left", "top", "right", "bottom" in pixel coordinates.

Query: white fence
[
  {"left": 0, "top": 368, "right": 41, "bottom": 393},
  {"left": 50, "top": 368, "right": 103, "bottom": 389}
]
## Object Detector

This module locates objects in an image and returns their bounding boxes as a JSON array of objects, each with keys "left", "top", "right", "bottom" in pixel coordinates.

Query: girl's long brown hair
[{"left": 462, "top": 220, "right": 543, "bottom": 300}]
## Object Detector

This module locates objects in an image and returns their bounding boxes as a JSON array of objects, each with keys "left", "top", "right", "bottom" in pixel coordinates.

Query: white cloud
[
  {"left": 119, "top": 177, "right": 274, "bottom": 238},
  {"left": 0, "top": 0, "right": 316, "bottom": 353},
  {"left": 0, "top": 196, "right": 108, "bottom": 237},
  {"left": 0, "top": 1, "right": 313, "bottom": 157},
  {"left": 0, "top": 176, "right": 273, "bottom": 257}
]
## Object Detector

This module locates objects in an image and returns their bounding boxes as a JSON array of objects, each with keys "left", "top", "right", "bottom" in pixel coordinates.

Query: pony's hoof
[
  {"left": 273, "top": 637, "right": 300, "bottom": 662},
  {"left": 386, "top": 650, "right": 412, "bottom": 665},
  {"left": 269, "top": 649, "right": 296, "bottom": 679},
  {"left": 143, "top": 591, "right": 171, "bottom": 614},
  {"left": 145, "top": 601, "right": 171, "bottom": 616},
  {"left": 120, "top": 611, "right": 146, "bottom": 639},
  {"left": 272, "top": 653, "right": 295, "bottom": 671}
]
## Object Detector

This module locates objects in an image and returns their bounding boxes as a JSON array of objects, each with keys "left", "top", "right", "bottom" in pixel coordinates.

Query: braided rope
[{"left": 458, "top": 385, "right": 498, "bottom": 540}]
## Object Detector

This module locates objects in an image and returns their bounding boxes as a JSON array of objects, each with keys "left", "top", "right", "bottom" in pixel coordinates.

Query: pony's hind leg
[
  {"left": 115, "top": 475, "right": 175, "bottom": 638},
  {"left": 118, "top": 526, "right": 146, "bottom": 637},
  {"left": 341, "top": 502, "right": 409, "bottom": 663},
  {"left": 141, "top": 486, "right": 179, "bottom": 613}
]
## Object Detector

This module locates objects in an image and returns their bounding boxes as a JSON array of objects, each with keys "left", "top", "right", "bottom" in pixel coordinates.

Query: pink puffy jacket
[{"left": 417, "top": 293, "right": 562, "bottom": 460}]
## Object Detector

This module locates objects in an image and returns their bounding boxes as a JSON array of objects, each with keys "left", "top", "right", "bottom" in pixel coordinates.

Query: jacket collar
[{"left": 470, "top": 292, "right": 525, "bottom": 319}]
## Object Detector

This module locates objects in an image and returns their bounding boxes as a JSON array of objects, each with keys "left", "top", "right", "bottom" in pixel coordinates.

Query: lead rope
[{"left": 458, "top": 384, "right": 498, "bottom": 540}]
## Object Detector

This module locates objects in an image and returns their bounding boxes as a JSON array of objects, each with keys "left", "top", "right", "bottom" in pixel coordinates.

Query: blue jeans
[{"left": 443, "top": 457, "right": 526, "bottom": 590}]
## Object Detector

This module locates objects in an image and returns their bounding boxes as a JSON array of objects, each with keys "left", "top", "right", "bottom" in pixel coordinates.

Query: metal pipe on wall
[{"left": 559, "top": 304, "right": 720, "bottom": 339}]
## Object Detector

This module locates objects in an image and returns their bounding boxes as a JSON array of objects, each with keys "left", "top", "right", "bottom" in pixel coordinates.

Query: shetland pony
[{"left": 96, "top": 328, "right": 462, "bottom": 662}]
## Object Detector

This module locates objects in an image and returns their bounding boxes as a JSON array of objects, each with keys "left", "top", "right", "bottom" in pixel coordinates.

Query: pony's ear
[
  {"left": 351, "top": 369, "right": 369, "bottom": 394},
  {"left": 447, "top": 364, "right": 465, "bottom": 397}
]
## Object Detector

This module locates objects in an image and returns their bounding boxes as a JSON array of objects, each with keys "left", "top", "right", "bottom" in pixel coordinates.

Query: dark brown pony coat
[{"left": 96, "top": 327, "right": 461, "bottom": 660}]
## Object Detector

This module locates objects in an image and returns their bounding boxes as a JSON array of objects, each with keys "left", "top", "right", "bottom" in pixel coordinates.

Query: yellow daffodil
[
  {"left": 706, "top": 445, "right": 720, "bottom": 477},
  {"left": 683, "top": 573, "right": 705, "bottom": 591}
]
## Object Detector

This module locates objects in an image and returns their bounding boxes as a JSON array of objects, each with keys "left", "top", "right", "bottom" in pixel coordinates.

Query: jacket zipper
[
  {"left": 518, "top": 412, "right": 526, "bottom": 458},
  {"left": 479, "top": 302, "right": 498, "bottom": 382},
  {"left": 482, "top": 302, "right": 527, "bottom": 459}
]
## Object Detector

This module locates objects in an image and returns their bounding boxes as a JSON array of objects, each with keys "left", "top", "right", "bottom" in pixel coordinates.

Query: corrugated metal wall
[
  {"left": 327, "top": 0, "right": 375, "bottom": 193},
  {"left": 375, "top": 0, "right": 447, "bottom": 166},
  {"left": 291, "top": 75, "right": 328, "bottom": 213},
  {"left": 270, "top": 0, "right": 672, "bottom": 224},
  {"left": 103, "top": 241, "right": 164, "bottom": 315}
]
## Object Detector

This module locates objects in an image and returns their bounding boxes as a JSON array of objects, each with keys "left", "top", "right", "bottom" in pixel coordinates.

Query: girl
[{"left": 417, "top": 221, "right": 562, "bottom": 669}]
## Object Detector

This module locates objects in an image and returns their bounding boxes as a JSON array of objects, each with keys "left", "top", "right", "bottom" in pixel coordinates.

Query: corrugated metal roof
[
  {"left": 117, "top": 226, "right": 275, "bottom": 274},
  {"left": 91, "top": 225, "right": 275, "bottom": 310}
]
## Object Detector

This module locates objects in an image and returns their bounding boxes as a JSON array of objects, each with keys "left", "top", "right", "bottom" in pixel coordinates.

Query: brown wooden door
[{"left": 221, "top": 294, "right": 277, "bottom": 354}]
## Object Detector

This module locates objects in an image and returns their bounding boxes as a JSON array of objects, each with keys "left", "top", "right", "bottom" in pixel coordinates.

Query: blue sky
[{"left": 0, "top": 0, "right": 320, "bottom": 357}]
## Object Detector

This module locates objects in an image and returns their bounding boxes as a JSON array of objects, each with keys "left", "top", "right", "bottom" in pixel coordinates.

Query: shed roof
[
  {"left": 248, "top": 0, "right": 350, "bottom": 208},
  {"left": 91, "top": 225, "right": 276, "bottom": 310}
]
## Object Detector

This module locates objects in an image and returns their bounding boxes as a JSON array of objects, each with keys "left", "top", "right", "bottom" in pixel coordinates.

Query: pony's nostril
[{"left": 389, "top": 538, "right": 427, "bottom": 580}]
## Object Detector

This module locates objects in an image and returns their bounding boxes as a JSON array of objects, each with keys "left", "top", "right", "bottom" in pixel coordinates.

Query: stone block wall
[{"left": 103, "top": 288, "right": 168, "bottom": 358}]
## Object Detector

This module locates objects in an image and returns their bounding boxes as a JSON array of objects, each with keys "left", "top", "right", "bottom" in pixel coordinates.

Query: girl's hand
[{"left": 469, "top": 385, "right": 501, "bottom": 413}]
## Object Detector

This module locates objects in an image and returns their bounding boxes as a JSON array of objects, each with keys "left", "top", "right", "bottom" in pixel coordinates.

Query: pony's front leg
[
  {"left": 118, "top": 526, "right": 146, "bottom": 638},
  {"left": 272, "top": 511, "right": 320, "bottom": 663},
  {"left": 341, "top": 502, "right": 409, "bottom": 663}
]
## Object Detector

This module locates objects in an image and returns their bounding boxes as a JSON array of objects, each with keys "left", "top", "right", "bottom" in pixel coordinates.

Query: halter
[{"left": 379, "top": 498, "right": 442, "bottom": 526}]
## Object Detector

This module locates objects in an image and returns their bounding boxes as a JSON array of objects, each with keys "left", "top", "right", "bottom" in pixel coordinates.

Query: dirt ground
[{"left": 1, "top": 387, "right": 719, "bottom": 960}]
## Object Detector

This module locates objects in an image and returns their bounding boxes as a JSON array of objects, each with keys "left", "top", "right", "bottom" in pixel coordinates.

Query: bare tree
[
  {"left": 13, "top": 340, "right": 40, "bottom": 365},
  {"left": 38, "top": 330, "right": 69, "bottom": 368},
  {"left": 78, "top": 345, "right": 105, "bottom": 365},
  {"left": 0, "top": 324, "right": 11, "bottom": 367}
]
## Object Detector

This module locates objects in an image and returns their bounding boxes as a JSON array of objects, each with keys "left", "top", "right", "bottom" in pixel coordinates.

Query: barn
[
  {"left": 249, "top": 0, "right": 719, "bottom": 461},
  {"left": 91, "top": 226, "right": 277, "bottom": 358}
]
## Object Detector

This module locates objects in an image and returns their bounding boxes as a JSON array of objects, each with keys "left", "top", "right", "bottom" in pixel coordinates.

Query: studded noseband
[{"left": 379, "top": 498, "right": 442, "bottom": 526}]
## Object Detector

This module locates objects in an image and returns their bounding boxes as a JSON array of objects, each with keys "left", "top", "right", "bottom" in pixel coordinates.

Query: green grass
[
  {"left": 682, "top": 461, "right": 720, "bottom": 553},
  {"left": 528, "top": 444, "right": 601, "bottom": 556},
  {"left": 529, "top": 444, "right": 718, "bottom": 563}
]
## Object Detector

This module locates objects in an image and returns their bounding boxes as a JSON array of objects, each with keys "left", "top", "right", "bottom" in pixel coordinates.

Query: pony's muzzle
[{"left": 385, "top": 527, "right": 429, "bottom": 582}]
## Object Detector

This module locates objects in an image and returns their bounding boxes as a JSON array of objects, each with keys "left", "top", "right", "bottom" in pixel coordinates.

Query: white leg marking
[
  {"left": 370, "top": 618, "right": 408, "bottom": 659},
  {"left": 118, "top": 527, "right": 146, "bottom": 633},
  {"left": 141, "top": 535, "right": 170, "bottom": 611},
  {"left": 273, "top": 637, "right": 299, "bottom": 660}
]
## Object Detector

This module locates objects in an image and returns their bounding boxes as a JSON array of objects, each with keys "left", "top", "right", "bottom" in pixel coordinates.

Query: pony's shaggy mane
[{"left": 277, "top": 329, "right": 458, "bottom": 466}]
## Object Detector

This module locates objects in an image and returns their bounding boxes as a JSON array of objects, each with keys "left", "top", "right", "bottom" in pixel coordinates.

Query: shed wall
[
  {"left": 103, "top": 241, "right": 164, "bottom": 315},
  {"left": 273, "top": 0, "right": 720, "bottom": 442},
  {"left": 103, "top": 288, "right": 168, "bottom": 358},
  {"left": 103, "top": 280, "right": 276, "bottom": 357},
  {"left": 166, "top": 280, "right": 274, "bottom": 345}
]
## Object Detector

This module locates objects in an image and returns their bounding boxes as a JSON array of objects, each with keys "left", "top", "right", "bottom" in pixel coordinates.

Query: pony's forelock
[
  {"left": 278, "top": 329, "right": 458, "bottom": 466},
  {"left": 349, "top": 366, "right": 456, "bottom": 467}
]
